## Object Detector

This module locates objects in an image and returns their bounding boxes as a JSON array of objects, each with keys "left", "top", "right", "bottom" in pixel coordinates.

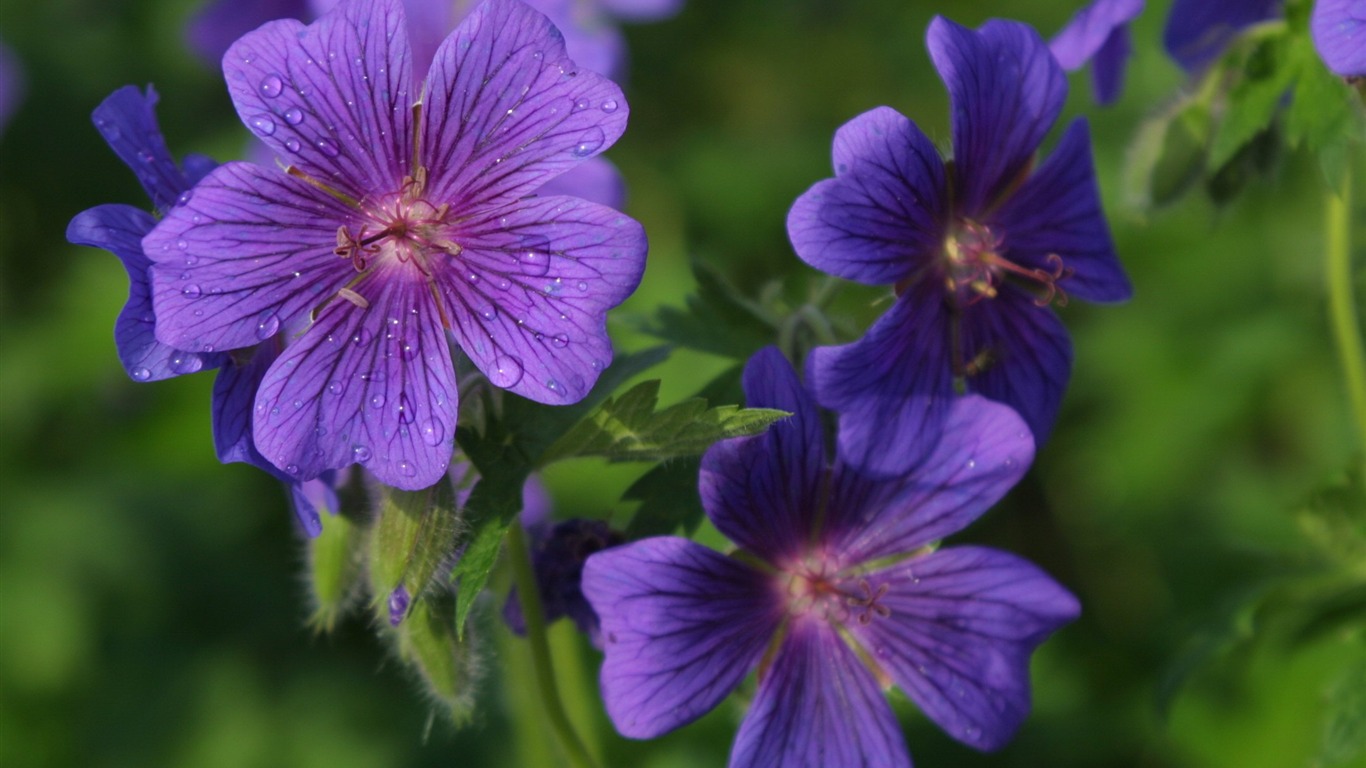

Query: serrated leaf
[
  {"left": 1209, "top": 34, "right": 1299, "bottom": 170},
  {"left": 538, "top": 379, "right": 789, "bottom": 465},
  {"left": 641, "top": 260, "right": 777, "bottom": 358},
  {"left": 451, "top": 514, "right": 514, "bottom": 638},
  {"left": 623, "top": 457, "right": 706, "bottom": 538}
]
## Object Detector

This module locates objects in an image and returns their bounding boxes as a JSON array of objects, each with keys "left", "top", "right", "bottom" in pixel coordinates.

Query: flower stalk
[{"left": 1326, "top": 167, "right": 1366, "bottom": 477}]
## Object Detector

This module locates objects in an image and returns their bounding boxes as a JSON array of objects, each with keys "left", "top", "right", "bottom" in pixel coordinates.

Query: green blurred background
[{"left": 1, "top": 0, "right": 1363, "bottom": 766}]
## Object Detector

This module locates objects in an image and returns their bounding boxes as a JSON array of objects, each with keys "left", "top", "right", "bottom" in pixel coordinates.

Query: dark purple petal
[
  {"left": 597, "top": 0, "right": 684, "bottom": 23},
  {"left": 787, "top": 106, "right": 948, "bottom": 286},
  {"left": 847, "top": 547, "right": 1079, "bottom": 751},
  {"left": 145, "top": 161, "right": 357, "bottom": 354},
  {"left": 420, "top": 0, "right": 630, "bottom": 207},
  {"left": 535, "top": 156, "right": 626, "bottom": 210},
  {"left": 252, "top": 272, "right": 458, "bottom": 490},
  {"left": 437, "top": 195, "right": 646, "bottom": 404},
  {"left": 1164, "top": 0, "right": 1281, "bottom": 73},
  {"left": 730, "top": 619, "right": 911, "bottom": 768},
  {"left": 504, "top": 518, "right": 625, "bottom": 646},
  {"left": 582, "top": 537, "right": 782, "bottom": 739},
  {"left": 212, "top": 341, "right": 281, "bottom": 467},
  {"left": 187, "top": 0, "right": 311, "bottom": 67},
  {"left": 536, "top": 0, "right": 628, "bottom": 79},
  {"left": 958, "top": 293, "right": 1073, "bottom": 446},
  {"left": 67, "top": 204, "right": 224, "bottom": 382},
  {"left": 1312, "top": 0, "right": 1366, "bottom": 76},
  {"left": 700, "top": 347, "right": 824, "bottom": 565},
  {"left": 290, "top": 472, "right": 340, "bottom": 537},
  {"left": 825, "top": 395, "right": 1034, "bottom": 563},
  {"left": 223, "top": 0, "right": 413, "bottom": 200},
  {"left": 1089, "top": 23, "right": 1132, "bottom": 105},
  {"left": 91, "top": 85, "right": 195, "bottom": 211},
  {"left": 928, "top": 17, "right": 1066, "bottom": 216},
  {"left": 1049, "top": 0, "right": 1144, "bottom": 70},
  {"left": 807, "top": 281, "right": 955, "bottom": 477},
  {"left": 992, "top": 118, "right": 1131, "bottom": 303}
]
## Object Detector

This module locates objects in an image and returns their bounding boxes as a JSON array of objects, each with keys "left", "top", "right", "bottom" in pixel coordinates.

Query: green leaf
[
  {"left": 538, "top": 379, "right": 789, "bottom": 465},
  {"left": 449, "top": 468, "right": 525, "bottom": 638},
  {"left": 368, "top": 482, "right": 460, "bottom": 626},
  {"left": 1321, "top": 658, "right": 1366, "bottom": 767},
  {"left": 306, "top": 508, "right": 366, "bottom": 633},
  {"left": 623, "top": 457, "right": 706, "bottom": 538},
  {"left": 640, "top": 260, "right": 778, "bottom": 358},
  {"left": 1209, "top": 34, "right": 1299, "bottom": 170},
  {"left": 1124, "top": 92, "right": 1212, "bottom": 211},
  {"left": 393, "top": 593, "right": 480, "bottom": 723}
]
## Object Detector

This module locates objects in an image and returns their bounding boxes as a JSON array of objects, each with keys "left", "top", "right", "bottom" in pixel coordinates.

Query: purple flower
[
  {"left": 1312, "top": 0, "right": 1366, "bottom": 76},
  {"left": 787, "top": 17, "right": 1131, "bottom": 476},
  {"left": 0, "top": 38, "right": 23, "bottom": 137},
  {"left": 504, "top": 514, "right": 625, "bottom": 646},
  {"left": 1050, "top": 0, "right": 1145, "bottom": 104},
  {"left": 1163, "top": 0, "right": 1282, "bottom": 73},
  {"left": 582, "top": 348, "right": 1079, "bottom": 767},
  {"left": 145, "top": 0, "right": 647, "bottom": 491}
]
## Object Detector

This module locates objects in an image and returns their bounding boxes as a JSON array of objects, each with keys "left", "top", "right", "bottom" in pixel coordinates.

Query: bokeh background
[{"left": 1, "top": 1, "right": 1363, "bottom": 766}]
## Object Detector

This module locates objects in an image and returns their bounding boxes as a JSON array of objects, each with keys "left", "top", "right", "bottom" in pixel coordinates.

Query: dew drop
[
  {"left": 397, "top": 461, "right": 416, "bottom": 477},
  {"left": 398, "top": 393, "right": 415, "bottom": 424},
  {"left": 488, "top": 354, "right": 524, "bottom": 388},
  {"left": 466, "top": 272, "right": 479, "bottom": 284},
  {"left": 249, "top": 115, "right": 276, "bottom": 136},
  {"left": 292, "top": 399, "right": 304, "bottom": 410},
  {"left": 131, "top": 367, "right": 152, "bottom": 381},
  {"left": 284, "top": 138, "right": 302, "bottom": 153},
  {"left": 571, "top": 125, "right": 605, "bottom": 157},
  {"left": 259, "top": 74, "right": 285, "bottom": 98},
  {"left": 399, "top": 338, "right": 418, "bottom": 360},
  {"left": 255, "top": 313, "right": 280, "bottom": 340},
  {"left": 573, "top": 97, "right": 590, "bottom": 111},
  {"left": 352, "top": 444, "right": 372, "bottom": 462},
  {"left": 285, "top": 463, "right": 300, "bottom": 475},
  {"left": 545, "top": 378, "right": 559, "bottom": 392},
  {"left": 965, "top": 458, "right": 976, "bottom": 470},
  {"left": 181, "top": 284, "right": 202, "bottom": 299},
  {"left": 550, "top": 333, "right": 569, "bottom": 348},
  {"left": 576, "top": 281, "right": 588, "bottom": 292},
  {"left": 315, "top": 137, "right": 341, "bottom": 157},
  {"left": 351, "top": 327, "right": 372, "bottom": 346},
  {"left": 175, "top": 239, "right": 188, "bottom": 250},
  {"left": 327, "top": 381, "right": 343, "bottom": 395},
  {"left": 601, "top": 98, "right": 619, "bottom": 113},
  {"left": 480, "top": 304, "right": 499, "bottom": 321},
  {"left": 495, "top": 277, "right": 511, "bottom": 291},
  {"left": 283, "top": 107, "right": 305, "bottom": 125},
  {"left": 420, "top": 419, "right": 444, "bottom": 446},
  {"left": 176, "top": 189, "right": 193, "bottom": 206},
  {"left": 369, "top": 393, "right": 386, "bottom": 409}
]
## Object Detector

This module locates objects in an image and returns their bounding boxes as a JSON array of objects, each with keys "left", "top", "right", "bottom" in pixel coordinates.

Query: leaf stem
[
  {"left": 1326, "top": 169, "right": 1366, "bottom": 474},
  {"left": 506, "top": 520, "right": 601, "bottom": 768}
]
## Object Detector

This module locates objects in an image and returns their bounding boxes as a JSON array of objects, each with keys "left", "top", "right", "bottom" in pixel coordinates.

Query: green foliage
[
  {"left": 306, "top": 503, "right": 366, "bottom": 633},
  {"left": 1321, "top": 659, "right": 1366, "bottom": 767},
  {"left": 622, "top": 457, "right": 706, "bottom": 538},
  {"left": 368, "top": 482, "right": 460, "bottom": 626},
  {"left": 642, "top": 261, "right": 778, "bottom": 359},
  {"left": 392, "top": 594, "right": 480, "bottom": 724}
]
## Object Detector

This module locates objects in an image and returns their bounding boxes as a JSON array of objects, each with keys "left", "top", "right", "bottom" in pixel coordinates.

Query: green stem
[
  {"left": 506, "top": 520, "right": 601, "bottom": 768},
  {"left": 1326, "top": 171, "right": 1366, "bottom": 474}
]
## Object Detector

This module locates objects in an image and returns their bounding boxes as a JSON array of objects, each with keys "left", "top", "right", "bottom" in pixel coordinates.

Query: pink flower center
[
  {"left": 936, "top": 220, "right": 1072, "bottom": 310},
  {"left": 782, "top": 556, "right": 891, "bottom": 627}
]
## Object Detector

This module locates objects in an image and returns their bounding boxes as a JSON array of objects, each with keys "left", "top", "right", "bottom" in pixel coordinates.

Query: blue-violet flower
[
  {"left": 1163, "top": 0, "right": 1282, "bottom": 73},
  {"left": 1050, "top": 0, "right": 1145, "bottom": 104},
  {"left": 1312, "top": 0, "right": 1366, "bottom": 77}
]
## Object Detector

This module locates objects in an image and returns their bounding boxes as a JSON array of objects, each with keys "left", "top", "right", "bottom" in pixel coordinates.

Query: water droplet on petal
[
  {"left": 352, "top": 445, "right": 372, "bottom": 462},
  {"left": 284, "top": 138, "right": 302, "bottom": 153},
  {"left": 181, "top": 284, "right": 202, "bottom": 299},
  {"left": 965, "top": 459, "right": 976, "bottom": 470},
  {"left": 175, "top": 239, "right": 188, "bottom": 250},
  {"left": 249, "top": 115, "right": 276, "bottom": 136},
  {"left": 351, "top": 327, "right": 372, "bottom": 346},
  {"left": 601, "top": 99, "right": 618, "bottom": 113},
  {"left": 397, "top": 461, "right": 416, "bottom": 477},
  {"left": 551, "top": 333, "right": 569, "bottom": 348},
  {"left": 369, "top": 393, "right": 385, "bottom": 409},
  {"left": 488, "top": 354, "right": 524, "bottom": 388},
  {"left": 327, "top": 381, "right": 343, "bottom": 395},
  {"left": 259, "top": 75, "right": 284, "bottom": 98},
  {"left": 480, "top": 304, "right": 498, "bottom": 321},
  {"left": 283, "top": 107, "right": 305, "bottom": 125},
  {"left": 573, "top": 97, "right": 590, "bottom": 111},
  {"left": 571, "top": 125, "right": 605, "bottom": 157},
  {"left": 315, "top": 137, "right": 340, "bottom": 157},
  {"left": 420, "top": 419, "right": 444, "bottom": 446},
  {"left": 576, "top": 281, "right": 588, "bottom": 292},
  {"left": 397, "top": 393, "right": 415, "bottom": 424},
  {"left": 255, "top": 313, "right": 280, "bottom": 340},
  {"left": 176, "top": 190, "right": 193, "bottom": 206},
  {"left": 131, "top": 367, "right": 152, "bottom": 381},
  {"left": 285, "top": 463, "right": 300, "bottom": 475}
]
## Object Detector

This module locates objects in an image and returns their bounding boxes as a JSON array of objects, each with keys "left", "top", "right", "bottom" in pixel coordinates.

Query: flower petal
[
  {"left": 187, "top": 0, "right": 311, "bottom": 67},
  {"left": 535, "top": 156, "right": 626, "bottom": 210},
  {"left": 420, "top": 0, "right": 630, "bottom": 207},
  {"left": 1163, "top": 0, "right": 1281, "bottom": 73},
  {"left": 582, "top": 537, "right": 781, "bottom": 739},
  {"left": 252, "top": 270, "right": 458, "bottom": 490},
  {"left": 438, "top": 195, "right": 646, "bottom": 404},
  {"left": 146, "top": 161, "right": 357, "bottom": 354},
  {"left": 1312, "top": 0, "right": 1366, "bottom": 76},
  {"left": 91, "top": 85, "right": 196, "bottom": 211},
  {"left": 825, "top": 395, "right": 1033, "bottom": 563},
  {"left": 730, "top": 619, "right": 911, "bottom": 768},
  {"left": 223, "top": 0, "right": 413, "bottom": 199},
  {"left": 1089, "top": 23, "right": 1132, "bottom": 105},
  {"left": 992, "top": 118, "right": 1131, "bottom": 303},
  {"left": 700, "top": 347, "right": 824, "bottom": 564},
  {"left": 529, "top": 0, "right": 629, "bottom": 78},
  {"left": 67, "top": 204, "right": 223, "bottom": 382},
  {"left": 847, "top": 547, "right": 1079, "bottom": 751},
  {"left": 787, "top": 106, "right": 948, "bottom": 286},
  {"left": 959, "top": 292, "right": 1073, "bottom": 446},
  {"left": 807, "top": 282, "right": 955, "bottom": 477},
  {"left": 597, "top": 0, "right": 684, "bottom": 23},
  {"left": 928, "top": 16, "right": 1066, "bottom": 215},
  {"left": 1048, "top": 0, "right": 1143, "bottom": 71}
]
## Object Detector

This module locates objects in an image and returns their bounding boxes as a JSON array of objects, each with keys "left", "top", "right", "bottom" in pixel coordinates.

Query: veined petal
[
  {"left": 700, "top": 347, "right": 825, "bottom": 564},
  {"left": 1090, "top": 23, "right": 1132, "bottom": 105},
  {"left": 582, "top": 538, "right": 782, "bottom": 739},
  {"left": 928, "top": 17, "right": 1066, "bottom": 216},
  {"left": 1163, "top": 0, "right": 1282, "bottom": 73},
  {"left": 807, "top": 282, "right": 955, "bottom": 477},
  {"left": 847, "top": 547, "right": 1079, "bottom": 751},
  {"left": 1311, "top": 0, "right": 1366, "bottom": 76},
  {"left": 145, "top": 161, "right": 358, "bottom": 354},
  {"left": 536, "top": 156, "right": 626, "bottom": 210},
  {"left": 212, "top": 341, "right": 281, "bottom": 468},
  {"left": 67, "top": 204, "right": 223, "bottom": 381},
  {"left": 959, "top": 293, "right": 1073, "bottom": 446},
  {"left": 826, "top": 395, "right": 1033, "bottom": 563},
  {"left": 439, "top": 195, "right": 646, "bottom": 404},
  {"left": 420, "top": 0, "right": 629, "bottom": 207},
  {"left": 252, "top": 269, "right": 458, "bottom": 490},
  {"left": 1049, "top": 0, "right": 1144, "bottom": 71},
  {"left": 992, "top": 118, "right": 1131, "bottom": 303},
  {"left": 91, "top": 85, "right": 195, "bottom": 211},
  {"left": 730, "top": 619, "right": 910, "bottom": 768},
  {"left": 223, "top": 0, "right": 413, "bottom": 200},
  {"left": 788, "top": 106, "right": 948, "bottom": 286}
]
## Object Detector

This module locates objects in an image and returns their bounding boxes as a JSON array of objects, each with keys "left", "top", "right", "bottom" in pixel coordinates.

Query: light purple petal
[
  {"left": 730, "top": 618, "right": 911, "bottom": 768},
  {"left": 536, "top": 156, "right": 626, "bottom": 210},
  {"left": 700, "top": 347, "right": 824, "bottom": 565},
  {"left": 437, "top": 195, "right": 646, "bottom": 404},
  {"left": 223, "top": 0, "right": 413, "bottom": 200},
  {"left": 290, "top": 473, "right": 339, "bottom": 537},
  {"left": 582, "top": 537, "right": 782, "bottom": 739},
  {"left": 145, "top": 161, "right": 357, "bottom": 354},
  {"left": 1164, "top": 0, "right": 1282, "bottom": 73},
  {"left": 958, "top": 293, "right": 1073, "bottom": 446},
  {"left": 598, "top": 0, "right": 684, "bottom": 23},
  {"left": 252, "top": 271, "right": 458, "bottom": 490},
  {"left": 928, "top": 17, "right": 1066, "bottom": 216},
  {"left": 1312, "top": 0, "right": 1366, "bottom": 76},
  {"left": 807, "top": 281, "right": 955, "bottom": 477},
  {"left": 787, "top": 106, "right": 948, "bottom": 286},
  {"left": 1049, "top": 0, "right": 1144, "bottom": 70},
  {"left": 420, "top": 0, "right": 630, "bottom": 208},
  {"left": 825, "top": 395, "right": 1034, "bottom": 563},
  {"left": 90, "top": 85, "right": 195, "bottom": 211},
  {"left": 1089, "top": 23, "right": 1132, "bottom": 105},
  {"left": 187, "top": 0, "right": 311, "bottom": 67},
  {"left": 992, "top": 118, "right": 1131, "bottom": 303},
  {"left": 847, "top": 547, "right": 1079, "bottom": 751},
  {"left": 67, "top": 204, "right": 224, "bottom": 382}
]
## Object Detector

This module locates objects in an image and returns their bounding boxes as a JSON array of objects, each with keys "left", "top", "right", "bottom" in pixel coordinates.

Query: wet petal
[
  {"left": 90, "top": 85, "right": 195, "bottom": 211},
  {"left": 582, "top": 537, "right": 781, "bottom": 739},
  {"left": 731, "top": 619, "right": 911, "bottom": 768},
  {"left": 928, "top": 17, "right": 1066, "bottom": 215},
  {"left": 993, "top": 118, "right": 1131, "bottom": 303},
  {"left": 535, "top": 156, "right": 626, "bottom": 210},
  {"left": 420, "top": 0, "right": 629, "bottom": 207},
  {"left": 1163, "top": 0, "right": 1281, "bottom": 73},
  {"left": 807, "top": 282, "right": 955, "bottom": 477},
  {"left": 145, "top": 161, "right": 357, "bottom": 354},
  {"left": 1312, "top": 0, "right": 1366, "bottom": 76},
  {"left": 223, "top": 0, "right": 413, "bottom": 200},
  {"left": 438, "top": 195, "right": 646, "bottom": 404},
  {"left": 700, "top": 347, "right": 825, "bottom": 565},
  {"left": 252, "top": 271, "right": 458, "bottom": 490},
  {"left": 848, "top": 547, "right": 1079, "bottom": 751},
  {"left": 788, "top": 106, "right": 948, "bottom": 286},
  {"left": 212, "top": 341, "right": 281, "bottom": 468},
  {"left": 825, "top": 395, "right": 1034, "bottom": 562},
  {"left": 67, "top": 204, "right": 223, "bottom": 381}
]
